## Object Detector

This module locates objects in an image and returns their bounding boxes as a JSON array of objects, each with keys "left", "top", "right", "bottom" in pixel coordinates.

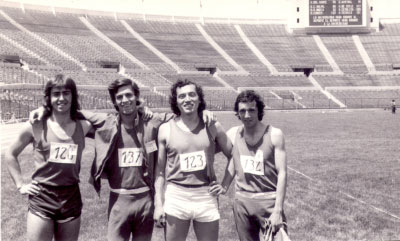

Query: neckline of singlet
[
  {"left": 240, "top": 125, "right": 270, "bottom": 148},
  {"left": 45, "top": 118, "right": 77, "bottom": 141},
  {"left": 173, "top": 117, "right": 203, "bottom": 133}
]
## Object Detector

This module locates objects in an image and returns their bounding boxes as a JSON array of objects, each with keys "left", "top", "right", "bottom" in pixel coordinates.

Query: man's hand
[
  {"left": 29, "top": 106, "right": 46, "bottom": 124},
  {"left": 19, "top": 180, "right": 41, "bottom": 196},
  {"left": 208, "top": 181, "right": 226, "bottom": 197},
  {"left": 153, "top": 206, "right": 166, "bottom": 228},
  {"left": 267, "top": 210, "right": 284, "bottom": 234},
  {"left": 202, "top": 110, "right": 217, "bottom": 126},
  {"left": 137, "top": 98, "right": 153, "bottom": 121}
]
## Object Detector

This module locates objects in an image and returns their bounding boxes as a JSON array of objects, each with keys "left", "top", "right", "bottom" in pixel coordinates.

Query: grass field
[{"left": 2, "top": 110, "right": 400, "bottom": 241}]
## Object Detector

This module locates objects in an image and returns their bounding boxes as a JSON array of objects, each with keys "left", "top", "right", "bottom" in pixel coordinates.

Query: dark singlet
[
  {"left": 32, "top": 120, "right": 85, "bottom": 186},
  {"left": 232, "top": 125, "right": 278, "bottom": 193},
  {"left": 165, "top": 118, "right": 216, "bottom": 186},
  {"left": 105, "top": 125, "right": 148, "bottom": 190}
]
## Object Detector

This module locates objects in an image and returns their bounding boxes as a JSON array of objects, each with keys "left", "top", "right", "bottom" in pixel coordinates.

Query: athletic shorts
[
  {"left": 164, "top": 183, "right": 220, "bottom": 222},
  {"left": 28, "top": 183, "right": 82, "bottom": 223}
]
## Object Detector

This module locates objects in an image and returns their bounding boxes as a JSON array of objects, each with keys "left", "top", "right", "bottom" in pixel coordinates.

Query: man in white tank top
[
  {"left": 221, "top": 90, "right": 289, "bottom": 241},
  {"left": 154, "top": 79, "right": 232, "bottom": 241}
]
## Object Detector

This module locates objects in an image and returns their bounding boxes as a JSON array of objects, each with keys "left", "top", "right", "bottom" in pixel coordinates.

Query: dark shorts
[
  {"left": 233, "top": 195, "right": 287, "bottom": 241},
  {"left": 28, "top": 183, "right": 82, "bottom": 223},
  {"left": 107, "top": 191, "right": 154, "bottom": 241}
]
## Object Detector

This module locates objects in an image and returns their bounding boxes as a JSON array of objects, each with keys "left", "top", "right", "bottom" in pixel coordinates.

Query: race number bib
[
  {"left": 118, "top": 148, "right": 143, "bottom": 167},
  {"left": 179, "top": 150, "right": 207, "bottom": 172},
  {"left": 49, "top": 142, "right": 78, "bottom": 164},
  {"left": 240, "top": 150, "right": 264, "bottom": 175}
]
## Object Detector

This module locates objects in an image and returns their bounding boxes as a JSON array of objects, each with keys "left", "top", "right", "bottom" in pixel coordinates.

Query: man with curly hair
[{"left": 153, "top": 79, "right": 232, "bottom": 241}]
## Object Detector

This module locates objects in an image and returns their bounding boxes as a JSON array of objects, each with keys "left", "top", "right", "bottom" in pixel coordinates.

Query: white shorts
[{"left": 164, "top": 183, "right": 220, "bottom": 222}]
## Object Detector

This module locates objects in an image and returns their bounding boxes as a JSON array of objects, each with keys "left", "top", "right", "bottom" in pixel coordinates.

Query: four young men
[{"left": 7, "top": 76, "right": 288, "bottom": 241}]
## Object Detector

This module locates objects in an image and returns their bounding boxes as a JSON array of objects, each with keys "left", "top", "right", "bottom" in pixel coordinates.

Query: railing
[{"left": 1, "top": 98, "right": 397, "bottom": 122}]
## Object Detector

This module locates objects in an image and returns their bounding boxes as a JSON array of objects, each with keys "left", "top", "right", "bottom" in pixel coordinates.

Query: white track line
[{"left": 288, "top": 166, "right": 400, "bottom": 222}]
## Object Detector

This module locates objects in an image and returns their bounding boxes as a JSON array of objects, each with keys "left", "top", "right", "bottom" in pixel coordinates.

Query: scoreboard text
[{"left": 309, "top": 0, "right": 363, "bottom": 26}]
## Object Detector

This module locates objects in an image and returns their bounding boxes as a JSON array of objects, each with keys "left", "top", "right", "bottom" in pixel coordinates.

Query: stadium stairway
[
  {"left": 312, "top": 35, "right": 342, "bottom": 74},
  {"left": 308, "top": 74, "right": 346, "bottom": 108},
  {"left": 352, "top": 35, "right": 376, "bottom": 73},
  {"left": 80, "top": 17, "right": 150, "bottom": 73},
  {"left": 195, "top": 24, "right": 246, "bottom": 73},
  {"left": 120, "top": 20, "right": 182, "bottom": 73},
  {"left": 0, "top": 10, "right": 87, "bottom": 71},
  {"left": 234, "top": 25, "right": 278, "bottom": 74},
  {"left": 0, "top": 32, "right": 52, "bottom": 67}
]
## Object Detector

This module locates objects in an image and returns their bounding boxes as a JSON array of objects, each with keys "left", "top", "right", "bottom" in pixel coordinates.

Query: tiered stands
[
  {"left": 240, "top": 24, "right": 332, "bottom": 72},
  {"left": 0, "top": 64, "right": 45, "bottom": 84},
  {"left": 221, "top": 74, "right": 312, "bottom": 87},
  {"left": 313, "top": 74, "right": 400, "bottom": 87},
  {"left": 360, "top": 24, "right": 400, "bottom": 71},
  {"left": 88, "top": 16, "right": 174, "bottom": 72},
  {"left": 125, "top": 19, "right": 236, "bottom": 71},
  {"left": 3, "top": 8, "right": 141, "bottom": 69},
  {"left": 202, "top": 23, "right": 267, "bottom": 73},
  {"left": 0, "top": 34, "right": 45, "bottom": 66},
  {"left": 320, "top": 35, "right": 368, "bottom": 74},
  {"left": 162, "top": 73, "right": 224, "bottom": 87},
  {"left": 125, "top": 69, "right": 171, "bottom": 87}
]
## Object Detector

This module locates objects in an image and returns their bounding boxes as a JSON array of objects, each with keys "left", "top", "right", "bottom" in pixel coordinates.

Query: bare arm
[
  {"left": 5, "top": 122, "right": 41, "bottom": 195},
  {"left": 153, "top": 122, "right": 169, "bottom": 227},
  {"left": 219, "top": 127, "right": 238, "bottom": 194},
  {"left": 210, "top": 125, "right": 236, "bottom": 196},
  {"left": 268, "top": 127, "right": 287, "bottom": 231}
]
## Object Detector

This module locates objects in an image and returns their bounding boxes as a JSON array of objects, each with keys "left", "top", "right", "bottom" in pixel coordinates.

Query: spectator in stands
[
  {"left": 5, "top": 74, "right": 92, "bottom": 241},
  {"left": 392, "top": 99, "right": 396, "bottom": 114},
  {"left": 153, "top": 79, "right": 232, "bottom": 241},
  {"left": 29, "top": 78, "right": 217, "bottom": 241},
  {"left": 220, "top": 90, "right": 289, "bottom": 241}
]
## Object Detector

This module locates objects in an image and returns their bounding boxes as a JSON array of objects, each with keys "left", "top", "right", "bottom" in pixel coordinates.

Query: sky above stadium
[{"left": 3, "top": 0, "right": 400, "bottom": 19}]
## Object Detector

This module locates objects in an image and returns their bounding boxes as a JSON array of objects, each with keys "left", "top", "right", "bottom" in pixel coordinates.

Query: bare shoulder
[
  {"left": 270, "top": 126, "right": 285, "bottom": 146},
  {"left": 226, "top": 126, "right": 240, "bottom": 144},
  {"left": 158, "top": 121, "right": 171, "bottom": 142}
]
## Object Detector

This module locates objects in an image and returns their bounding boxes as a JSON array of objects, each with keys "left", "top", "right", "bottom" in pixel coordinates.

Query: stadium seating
[
  {"left": 240, "top": 24, "right": 332, "bottom": 72},
  {"left": 1, "top": 5, "right": 400, "bottom": 115}
]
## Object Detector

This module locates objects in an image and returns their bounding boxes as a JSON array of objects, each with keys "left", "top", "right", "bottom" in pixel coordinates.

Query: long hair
[
  {"left": 44, "top": 74, "right": 80, "bottom": 120},
  {"left": 108, "top": 78, "right": 140, "bottom": 111},
  {"left": 169, "top": 79, "right": 206, "bottom": 116},
  {"left": 234, "top": 90, "right": 265, "bottom": 121}
]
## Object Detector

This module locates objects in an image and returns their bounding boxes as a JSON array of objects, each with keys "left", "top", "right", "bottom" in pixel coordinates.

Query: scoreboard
[{"left": 309, "top": 0, "right": 363, "bottom": 26}]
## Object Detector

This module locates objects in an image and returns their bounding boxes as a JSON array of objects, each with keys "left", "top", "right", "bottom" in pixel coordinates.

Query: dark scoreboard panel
[{"left": 309, "top": 0, "right": 363, "bottom": 26}]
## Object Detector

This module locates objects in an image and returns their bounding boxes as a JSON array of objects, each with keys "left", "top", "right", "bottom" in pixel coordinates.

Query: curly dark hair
[
  {"left": 44, "top": 74, "right": 80, "bottom": 120},
  {"left": 108, "top": 78, "right": 140, "bottom": 111},
  {"left": 169, "top": 79, "right": 206, "bottom": 116},
  {"left": 234, "top": 90, "right": 265, "bottom": 121}
]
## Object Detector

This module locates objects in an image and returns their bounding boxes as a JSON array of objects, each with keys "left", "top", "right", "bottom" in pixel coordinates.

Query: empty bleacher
[
  {"left": 221, "top": 74, "right": 312, "bottom": 88},
  {"left": 240, "top": 24, "right": 332, "bottom": 72},
  {"left": 320, "top": 35, "right": 369, "bottom": 74},
  {"left": 125, "top": 19, "right": 237, "bottom": 71}
]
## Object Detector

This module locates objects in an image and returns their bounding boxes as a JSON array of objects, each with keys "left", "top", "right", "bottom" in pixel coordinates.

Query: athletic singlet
[
  {"left": 232, "top": 125, "right": 278, "bottom": 193},
  {"left": 32, "top": 120, "right": 85, "bottom": 186},
  {"left": 165, "top": 118, "right": 216, "bottom": 186},
  {"left": 105, "top": 126, "right": 148, "bottom": 190}
]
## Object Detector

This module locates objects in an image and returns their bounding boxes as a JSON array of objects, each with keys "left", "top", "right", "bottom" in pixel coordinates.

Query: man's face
[
  {"left": 176, "top": 84, "right": 200, "bottom": 115},
  {"left": 237, "top": 101, "right": 259, "bottom": 128},
  {"left": 115, "top": 85, "right": 137, "bottom": 116},
  {"left": 50, "top": 86, "right": 72, "bottom": 114}
]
